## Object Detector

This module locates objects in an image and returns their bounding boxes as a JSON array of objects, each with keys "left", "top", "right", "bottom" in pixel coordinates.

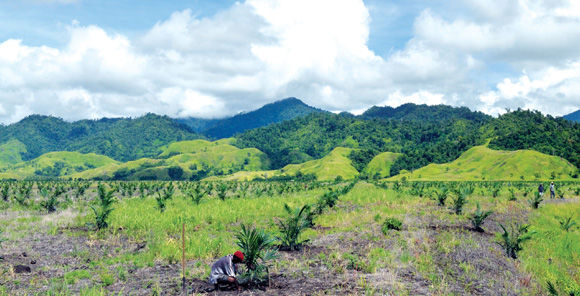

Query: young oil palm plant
[
  {"left": 235, "top": 224, "right": 279, "bottom": 287},
  {"left": 90, "top": 184, "right": 116, "bottom": 230},
  {"left": 496, "top": 223, "right": 534, "bottom": 259},
  {"left": 558, "top": 216, "right": 577, "bottom": 232},
  {"left": 432, "top": 186, "right": 449, "bottom": 206},
  {"left": 277, "top": 204, "right": 314, "bottom": 251},
  {"left": 528, "top": 191, "right": 544, "bottom": 209},
  {"left": 468, "top": 202, "right": 493, "bottom": 232}
]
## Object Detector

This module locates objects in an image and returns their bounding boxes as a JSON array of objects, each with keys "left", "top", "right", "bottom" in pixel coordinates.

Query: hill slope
[
  {"left": 0, "top": 151, "right": 119, "bottom": 179},
  {"left": 202, "top": 97, "right": 326, "bottom": 139},
  {"left": 207, "top": 147, "right": 360, "bottom": 181},
  {"left": 389, "top": 145, "right": 577, "bottom": 181},
  {"left": 361, "top": 103, "right": 491, "bottom": 122},
  {"left": 71, "top": 139, "right": 269, "bottom": 181},
  {"left": 0, "top": 114, "right": 201, "bottom": 162}
]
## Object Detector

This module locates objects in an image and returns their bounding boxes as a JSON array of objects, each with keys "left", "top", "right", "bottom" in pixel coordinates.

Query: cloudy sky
[{"left": 1, "top": 0, "right": 579, "bottom": 124}]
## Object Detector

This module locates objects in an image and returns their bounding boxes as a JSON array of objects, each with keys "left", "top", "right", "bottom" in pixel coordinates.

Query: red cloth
[{"left": 234, "top": 251, "right": 244, "bottom": 261}]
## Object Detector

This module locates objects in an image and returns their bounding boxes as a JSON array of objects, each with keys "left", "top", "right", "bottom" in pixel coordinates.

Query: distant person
[
  {"left": 209, "top": 251, "right": 246, "bottom": 292},
  {"left": 550, "top": 182, "right": 556, "bottom": 199},
  {"left": 538, "top": 183, "right": 544, "bottom": 197}
]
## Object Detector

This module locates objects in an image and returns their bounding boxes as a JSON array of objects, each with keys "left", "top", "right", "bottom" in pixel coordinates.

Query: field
[{"left": 0, "top": 180, "right": 579, "bottom": 295}]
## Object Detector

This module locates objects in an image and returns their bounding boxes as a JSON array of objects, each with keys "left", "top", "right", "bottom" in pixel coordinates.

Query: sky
[{"left": 1, "top": 0, "right": 580, "bottom": 124}]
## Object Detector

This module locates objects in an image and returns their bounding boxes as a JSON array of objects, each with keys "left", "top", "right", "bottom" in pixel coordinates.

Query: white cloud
[{"left": 1, "top": 0, "right": 580, "bottom": 125}]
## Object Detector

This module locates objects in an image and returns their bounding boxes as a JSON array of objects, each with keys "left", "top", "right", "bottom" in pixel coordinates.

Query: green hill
[
  {"left": 207, "top": 147, "right": 359, "bottom": 181},
  {"left": 363, "top": 152, "right": 403, "bottom": 179},
  {"left": 0, "top": 139, "right": 27, "bottom": 167},
  {"left": 72, "top": 139, "right": 269, "bottom": 181},
  {"left": 0, "top": 151, "right": 119, "bottom": 179},
  {"left": 389, "top": 145, "right": 577, "bottom": 181}
]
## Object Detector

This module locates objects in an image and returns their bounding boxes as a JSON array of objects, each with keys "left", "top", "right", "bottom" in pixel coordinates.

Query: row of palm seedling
[{"left": 231, "top": 182, "right": 357, "bottom": 288}]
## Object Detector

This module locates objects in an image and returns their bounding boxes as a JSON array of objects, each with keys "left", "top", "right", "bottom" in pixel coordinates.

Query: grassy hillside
[
  {"left": 363, "top": 152, "right": 403, "bottom": 179},
  {"left": 0, "top": 151, "right": 119, "bottom": 179},
  {"left": 73, "top": 139, "right": 268, "bottom": 181},
  {"left": 0, "top": 139, "right": 27, "bottom": 166},
  {"left": 207, "top": 147, "right": 359, "bottom": 181},
  {"left": 389, "top": 145, "right": 577, "bottom": 181}
]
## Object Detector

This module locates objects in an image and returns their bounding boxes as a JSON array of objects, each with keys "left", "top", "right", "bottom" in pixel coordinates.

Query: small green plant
[
  {"left": 39, "top": 187, "right": 60, "bottom": 213},
  {"left": 235, "top": 224, "right": 279, "bottom": 287},
  {"left": 216, "top": 183, "right": 228, "bottom": 201},
  {"left": 432, "top": 186, "right": 449, "bottom": 206},
  {"left": 468, "top": 202, "right": 493, "bottom": 232},
  {"left": 558, "top": 216, "right": 577, "bottom": 232},
  {"left": 90, "top": 184, "right": 116, "bottom": 230},
  {"left": 557, "top": 189, "right": 565, "bottom": 199},
  {"left": 508, "top": 188, "right": 517, "bottom": 201},
  {"left": 496, "top": 223, "right": 534, "bottom": 259},
  {"left": 528, "top": 191, "right": 544, "bottom": 209},
  {"left": 276, "top": 204, "right": 313, "bottom": 251},
  {"left": 451, "top": 187, "right": 469, "bottom": 215},
  {"left": 186, "top": 185, "right": 205, "bottom": 205},
  {"left": 154, "top": 185, "right": 174, "bottom": 212},
  {"left": 381, "top": 217, "right": 402, "bottom": 234}
]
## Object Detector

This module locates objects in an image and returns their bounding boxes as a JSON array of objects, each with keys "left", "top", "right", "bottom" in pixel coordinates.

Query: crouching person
[{"left": 209, "top": 251, "right": 245, "bottom": 292}]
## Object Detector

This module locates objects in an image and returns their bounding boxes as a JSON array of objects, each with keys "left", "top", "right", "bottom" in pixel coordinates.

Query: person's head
[
  {"left": 551, "top": 182, "right": 554, "bottom": 184},
  {"left": 233, "top": 251, "right": 244, "bottom": 264}
]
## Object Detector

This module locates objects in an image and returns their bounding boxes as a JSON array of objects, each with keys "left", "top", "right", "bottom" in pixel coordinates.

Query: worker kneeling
[{"left": 209, "top": 251, "right": 246, "bottom": 291}]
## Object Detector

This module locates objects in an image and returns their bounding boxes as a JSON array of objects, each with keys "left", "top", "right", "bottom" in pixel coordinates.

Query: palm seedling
[
  {"left": 491, "top": 185, "right": 501, "bottom": 198},
  {"left": 235, "top": 224, "right": 279, "bottom": 287},
  {"left": 496, "top": 223, "right": 534, "bottom": 259},
  {"left": 432, "top": 186, "right": 449, "bottom": 206},
  {"left": 155, "top": 185, "right": 174, "bottom": 212},
  {"left": 508, "top": 188, "right": 517, "bottom": 201},
  {"left": 216, "top": 183, "right": 228, "bottom": 201},
  {"left": 468, "top": 202, "right": 493, "bottom": 232},
  {"left": 558, "top": 216, "right": 577, "bottom": 232},
  {"left": 557, "top": 189, "right": 565, "bottom": 199},
  {"left": 186, "top": 185, "right": 205, "bottom": 205},
  {"left": 1, "top": 183, "right": 10, "bottom": 202},
  {"left": 39, "top": 187, "right": 60, "bottom": 213},
  {"left": 574, "top": 187, "right": 580, "bottom": 197},
  {"left": 451, "top": 186, "right": 469, "bottom": 215},
  {"left": 276, "top": 204, "right": 314, "bottom": 251},
  {"left": 90, "top": 184, "right": 116, "bottom": 230},
  {"left": 528, "top": 191, "right": 544, "bottom": 209}
]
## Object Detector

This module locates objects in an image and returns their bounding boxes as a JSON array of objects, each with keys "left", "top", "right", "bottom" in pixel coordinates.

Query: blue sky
[{"left": 0, "top": 0, "right": 579, "bottom": 123}]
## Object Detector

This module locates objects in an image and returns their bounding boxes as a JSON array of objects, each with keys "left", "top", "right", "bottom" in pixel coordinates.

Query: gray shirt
[{"left": 209, "top": 254, "right": 238, "bottom": 284}]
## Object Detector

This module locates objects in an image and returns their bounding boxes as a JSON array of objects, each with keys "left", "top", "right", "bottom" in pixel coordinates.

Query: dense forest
[
  {"left": 0, "top": 114, "right": 201, "bottom": 162},
  {"left": 1, "top": 101, "right": 580, "bottom": 178},
  {"left": 235, "top": 109, "right": 489, "bottom": 176}
]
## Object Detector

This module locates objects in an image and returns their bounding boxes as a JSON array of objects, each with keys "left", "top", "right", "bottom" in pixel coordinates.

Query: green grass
[
  {"left": 390, "top": 145, "right": 577, "bottom": 181},
  {"left": 363, "top": 151, "right": 403, "bottom": 179},
  {"left": 0, "top": 139, "right": 26, "bottom": 167},
  {"left": 73, "top": 139, "right": 269, "bottom": 180},
  {"left": 522, "top": 201, "right": 580, "bottom": 294},
  {"left": 211, "top": 147, "right": 360, "bottom": 181},
  {"left": 0, "top": 151, "right": 119, "bottom": 179}
]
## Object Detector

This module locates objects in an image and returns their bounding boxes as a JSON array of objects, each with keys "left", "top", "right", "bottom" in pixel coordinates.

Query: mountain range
[{"left": 0, "top": 98, "right": 579, "bottom": 181}]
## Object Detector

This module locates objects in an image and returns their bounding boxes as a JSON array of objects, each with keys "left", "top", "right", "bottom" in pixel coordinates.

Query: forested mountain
[
  {"left": 0, "top": 114, "right": 201, "bottom": 162},
  {"left": 235, "top": 110, "right": 488, "bottom": 175},
  {"left": 361, "top": 103, "right": 491, "bottom": 122},
  {"left": 487, "top": 108, "right": 580, "bottom": 169},
  {"left": 564, "top": 109, "right": 580, "bottom": 123},
  {"left": 178, "top": 97, "right": 326, "bottom": 139}
]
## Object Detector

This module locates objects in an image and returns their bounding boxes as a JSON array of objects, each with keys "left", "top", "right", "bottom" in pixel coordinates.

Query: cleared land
[{"left": 1, "top": 180, "right": 579, "bottom": 295}]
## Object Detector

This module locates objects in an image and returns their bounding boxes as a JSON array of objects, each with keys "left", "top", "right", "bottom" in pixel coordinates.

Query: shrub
[
  {"left": 90, "top": 184, "right": 116, "bottom": 230},
  {"left": 468, "top": 202, "right": 493, "bottom": 232},
  {"left": 528, "top": 191, "right": 544, "bottom": 209},
  {"left": 381, "top": 217, "right": 402, "bottom": 234},
  {"left": 276, "top": 204, "right": 313, "bottom": 251},
  {"left": 496, "top": 223, "right": 534, "bottom": 259}
]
